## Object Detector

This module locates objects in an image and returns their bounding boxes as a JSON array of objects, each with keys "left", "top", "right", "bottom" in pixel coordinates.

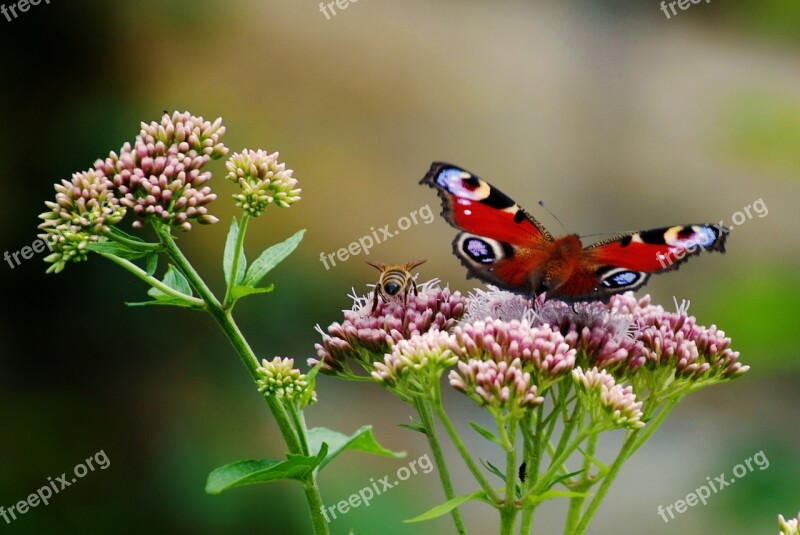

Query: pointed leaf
[
  {"left": 469, "top": 422, "right": 503, "bottom": 447},
  {"left": 126, "top": 298, "right": 200, "bottom": 309},
  {"left": 308, "top": 426, "right": 404, "bottom": 471},
  {"left": 223, "top": 217, "right": 247, "bottom": 286},
  {"left": 243, "top": 229, "right": 305, "bottom": 287},
  {"left": 480, "top": 458, "right": 505, "bottom": 482},
  {"left": 398, "top": 423, "right": 428, "bottom": 435},
  {"left": 205, "top": 444, "right": 328, "bottom": 495},
  {"left": 108, "top": 226, "right": 146, "bottom": 244},
  {"left": 230, "top": 284, "right": 275, "bottom": 302},
  {"left": 87, "top": 241, "right": 148, "bottom": 260},
  {"left": 147, "top": 265, "right": 192, "bottom": 299},
  {"left": 145, "top": 253, "right": 158, "bottom": 276},
  {"left": 405, "top": 490, "right": 488, "bottom": 523}
]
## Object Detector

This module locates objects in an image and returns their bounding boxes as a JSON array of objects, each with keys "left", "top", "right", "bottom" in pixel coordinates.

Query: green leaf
[
  {"left": 223, "top": 217, "right": 247, "bottom": 286},
  {"left": 108, "top": 226, "right": 146, "bottom": 244},
  {"left": 125, "top": 298, "right": 200, "bottom": 309},
  {"left": 405, "top": 490, "right": 489, "bottom": 523},
  {"left": 86, "top": 241, "right": 148, "bottom": 260},
  {"left": 147, "top": 265, "right": 192, "bottom": 299},
  {"left": 205, "top": 444, "right": 328, "bottom": 495},
  {"left": 547, "top": 469, "right": 584, "bottom": 491},
  {"left": 469, "top": 422, "right": 503, "bottom": 447},
  {"left": 230, "top": 284, "right": 275, "bottom": 301},
  {"left": 522, "top": 489, "right": 590, "bottom": 507},
  {"left": 480, "top": 459, "right": 506, "bottom": 482},
  {"left": 308, "top": 426, "right": 404, "bottom": 471},
  {"left": 145, "top": 253, "right": 158, "bottom": 276},
  {"left": 243, "top": 229, "right": 305, "bottom": 287},
  {"left": 398, "top": 422, "right": 428, "bottom": 435}
]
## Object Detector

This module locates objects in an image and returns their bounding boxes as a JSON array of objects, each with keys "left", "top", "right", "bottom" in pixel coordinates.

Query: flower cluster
[
  {"left": 95, "top": 111, "right": 227, "bottom": 230},
  {"left": 311, "top": 280, "right": 467, "bottom": 374},
  {"left": 779, "top": 512, "right": 800, "bottom": 535},
  {"left": 37, "top": 169, "right": 126, "bottom": 273},
  {"left": 372, "top": 330, "right": 457, "bottom": 394},
  {"left": 256, "top": 357, "right": 315, "bottom": 404},
  {"left": 225, "top": 149, "right": 301, "bottom": 216},
  {"left": 450, "top": 319, "right": 576, "bottom": 379},
  {"left": 316, "top": 284, "right": 747, "bottom": 411},
  {"left": 450, "top": 359, "right": 544, "bottom": 415},
  {"left": 572, "top": 367, "right": 644, "bottom": 429}
]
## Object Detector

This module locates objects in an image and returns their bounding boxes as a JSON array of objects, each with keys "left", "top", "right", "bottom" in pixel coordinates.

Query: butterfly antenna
[
  {"left": 579, "top": 230, "right": 638, "bottom": 239},
  {"left": 537, "top": 200, "right": 569, "bottom": 234}
]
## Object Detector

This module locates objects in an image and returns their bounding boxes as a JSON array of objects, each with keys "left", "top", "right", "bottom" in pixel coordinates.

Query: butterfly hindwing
[{"left": 555, "top": 224, "right": 729, "bottom": 302}]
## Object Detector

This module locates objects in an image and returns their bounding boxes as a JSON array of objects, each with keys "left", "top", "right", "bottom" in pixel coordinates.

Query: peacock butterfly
[{"left": 420, "top": 162, "right": 728, "bottom": 302}]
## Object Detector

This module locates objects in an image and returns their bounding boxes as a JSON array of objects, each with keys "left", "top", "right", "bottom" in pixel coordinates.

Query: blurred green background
[{"left": 1, "top": 1, "right": 798, "bottom": 533}]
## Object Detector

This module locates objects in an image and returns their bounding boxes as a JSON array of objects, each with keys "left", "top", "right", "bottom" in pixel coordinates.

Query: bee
[{"left": 366, "top": 259, "right": 427, "bottom": 313}]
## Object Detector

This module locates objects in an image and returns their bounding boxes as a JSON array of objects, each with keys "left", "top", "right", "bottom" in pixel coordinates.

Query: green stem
[
  {"left": 433, "top": 381, "right": 499, "bottom": 502},
  {"left": 288, "top": 402, "right": 310, "bottom": 455},
  {"left": 303, "top": 476, "right": 329, "bottom": 535},
  {"left": 99, "top": 252, "right": 205, "bottom": 307},
  {"left": 499, "top": 419, "right": 519, "bottom": 535},
  {"left": 565, "top": 433, "right": 597, "bottom": 533},
  {"left": 414, "top": 397, "right": 468, "bottom": 535},
  {"left": 518, "top": 404, "right": 545, "bottom": 534},
  {"left": 153, "top": 223, "right": 329, "bottom": 534},
  {"left": 107, "top": 231, "right": 163, "bottom": 251},
  {"left": 572, "top": 399, "right": 678, "bottom": 535},
  {"left": 224, "top": 214, "right": 250, "bottom": 308}
]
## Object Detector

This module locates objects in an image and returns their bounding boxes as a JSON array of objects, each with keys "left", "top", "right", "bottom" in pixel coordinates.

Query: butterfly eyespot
[
  {"left": 463, "top": 238, "right": 496, "bottom": 264},
  {"left": 599, "top": 268, "right": 644, "bottom": 289}
]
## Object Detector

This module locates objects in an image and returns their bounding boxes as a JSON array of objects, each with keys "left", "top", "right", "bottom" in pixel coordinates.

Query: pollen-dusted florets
[
  {"left": 226, "top": 149, "right": 301, "bottom": 216},
  {"left": 37, "top": 168, "right": 126, "bottom": 273},
  {"left": 94, "top": 111, "right": 227, "bottom": 231}
]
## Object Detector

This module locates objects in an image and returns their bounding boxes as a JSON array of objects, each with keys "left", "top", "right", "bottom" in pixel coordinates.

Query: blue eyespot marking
[{"left": 464, "top": 238, "right": 495, "bottom": 264}]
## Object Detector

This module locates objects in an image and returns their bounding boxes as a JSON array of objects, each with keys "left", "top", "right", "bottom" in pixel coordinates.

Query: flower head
[
  {"left": 95, "top": 111, "right": 227, "bottom": 230},
  {"left": 256, "top": 357, "right": 315, "bottom": 404},
  {"left": 779, "top": 512, "right": 800, "bottom": 535},
  {"left": 372, "top": 330, "right": 458, "bottom": 392},
  {"left": 572, "top": 367, "right": 644, "bottom": 429},
  {"left": 311, "top": 280, "right": 467, "bottom": 375},
  {"left": 461, "top": 286, "right": 535, "bottom": 325},
  {"left": 450, "top": 319, "right": 577, "bottom": 379},
  {"left": 37, "top": 169, "right": 126, "bottom": 273},
  {"left": 450, "top": 358, "right": 544, "bottom": 416},
  {"left": 226, "top": 149, "right": 301, "bottom": 216}
]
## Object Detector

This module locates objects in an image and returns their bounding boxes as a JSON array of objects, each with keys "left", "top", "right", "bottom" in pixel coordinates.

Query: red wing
[
  {"left": 421, "top": 163, "right": 553, "bottom": 293},
  {"left": 420, "top": 162, "right": 552, "bottom": 247},
  {"left": 545, "top": 224, "right": 729, "bottom": 302},
  {"left": 587, "top": 224, "right": 728, "bottom": 272}
]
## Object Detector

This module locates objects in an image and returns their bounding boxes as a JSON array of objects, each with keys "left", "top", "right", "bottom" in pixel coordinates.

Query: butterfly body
[{"left": 422, "top": 162, "right": 728, "bottom": 302}]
